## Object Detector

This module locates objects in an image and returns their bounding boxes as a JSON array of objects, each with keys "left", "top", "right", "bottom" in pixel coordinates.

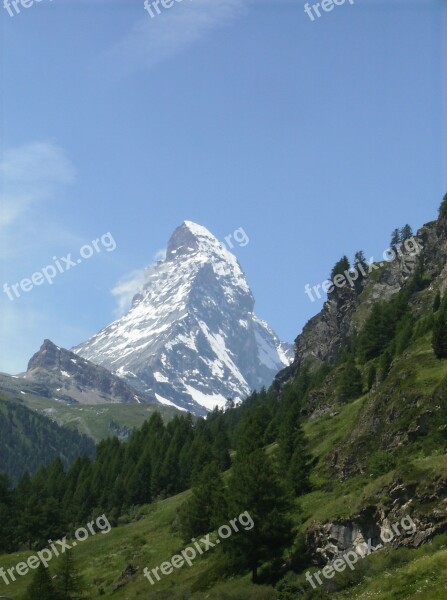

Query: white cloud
[
  {"left": 111, "top": 248, "right": 166, "bottom": 316},
  {"left": 102, "top": 0, "right": 248, "bottom": 74},
  {"left": 0, "top": 142, "right": 75, "bottom": 232}
]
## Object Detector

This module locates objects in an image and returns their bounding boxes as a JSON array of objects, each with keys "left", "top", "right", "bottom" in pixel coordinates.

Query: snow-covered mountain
[{"left": 74, "top": 222, "right": 293, "bottom": 416}]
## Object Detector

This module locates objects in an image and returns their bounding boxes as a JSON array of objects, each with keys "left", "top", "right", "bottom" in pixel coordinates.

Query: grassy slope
[
  {"left": 20, "top": 395, "right": 180, "bottom": 443},
  {"left": 0, "top": 376, "right": 180, "bottom": 444},
  {"left": 1, "top": 337, "right": 447, "bottom": 599}
]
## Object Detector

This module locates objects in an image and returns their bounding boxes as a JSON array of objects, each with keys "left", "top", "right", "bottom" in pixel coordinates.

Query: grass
[
  {"left": 21, "top": 396, "right": 179, "bottom": 442},
  {"left": 1, "top": 316, "right": 447, "bottom": 598},
  {"left": 0, "top": 374, "right": 181, "bottom": 443}
]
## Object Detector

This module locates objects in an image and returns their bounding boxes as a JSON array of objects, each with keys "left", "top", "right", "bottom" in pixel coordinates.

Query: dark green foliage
[
  {"left": 23, "top": 563, "right": 59, "bottom": 600},
  {"left": 277, "top": 400, "right": 311, "bottom": 495},
  {"left": 412, "top": 313, "right": 435, "bottom": 340},
  {"left": 54, "top": 550, "right": 85, "bottom": 599},
  {"left": 0, "top": 474, "right": 15, "bottom": 553},
  {"left": 438, "top": 192, "right": 447, "bottom": 218},
  {"left": 395, "top": 316, "right": 414, "bottom": 355},
  {"left": 366, "top": 364, "right": 377, "bottom": 391},
  {"left": 225, "top": 449, "right": 294, "bottom": 583},
  {"left": 379, "top": 349, "right": 393, "bottom": 381},
  {"left": 0, "top": 409, "right": 232, "bottom": 552},
  {"left": 433, "top": 291, "right": 441, "bottom": 312},
  {"left": 432, "top": 293, "right": 447, "bottom": 359},
  {"left": 0, "top": 394, "right": 95, "bottom": 483},
  {"left": 354, "top": 250, "right": 366, "bottom": 269},
  {"left": 358, "top": 293, "right": 409, "bottom": 362},
  {"left": 391, "top": 225, "right": 413, "bottom": 247},
  {"left": 400, "top": 224, "right": 413, "bottom": 241},
  {"left": 432, "top": 311, "right": 447, "bottom": 359},
  {"left": 390, "top": 228, "right": 400, "bottom": 247},
  {"left": 367, "top": 451, "right": 397, "bottom": 477},
  {"left": 207, "top": 409, "right": 232, "bottom": 471},
  {"left": 330, "top": 256, "right": 350, "bottom": 280},
  {"left": 179, "top": 462, "right": 226, "bottom": 543},
  {"left": 407, "top": 254, "right": 427, "bottom": 293},
  {"left": 337, "top": 359, "right": 363, "bottom": 402},
  {"left": 235, "top": 405, "right": 272, "bottom": 459}
]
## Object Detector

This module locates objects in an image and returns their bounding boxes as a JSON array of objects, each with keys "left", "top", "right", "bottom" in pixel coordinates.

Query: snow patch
[
  {"left": 183, "top": 385, "right": 227, "bottom": 411},
  {"left": 155, "top": 393, "right": 188, "bottom": 412}
]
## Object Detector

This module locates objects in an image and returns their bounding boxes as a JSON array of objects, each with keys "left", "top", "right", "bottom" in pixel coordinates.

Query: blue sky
[{"left": 1, "top": 0, "right": 446, "bottom": 373}]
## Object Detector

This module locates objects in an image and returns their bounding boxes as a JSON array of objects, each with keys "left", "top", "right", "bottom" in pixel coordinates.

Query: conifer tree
[
  {"left": 379, "top": 348, "right": 393, "bottom": 380},
  {"left": 54, "top": 550, "right": 85, "bottom": 600},
  {"left": 330, "top": 256, "right": 350, "bottom": 280},
  {"left": 390, "top": 228, "right": 400, "bottom": 248},
  {"left": 366, "top": 364, "right": 377, "bottom": 391},
  {"left": 399, "top": 224, "right": 413, "bottom": 241},
  {"left": 354, "top": 250, "right": 366, "bottom": 270},
  {"left": 179, "top": 462, "right": 226, "bottom": 543},
  {"left": 438, "top": 192, "right": 447, "bottom": 218},
  {"left": 432, "top": 310, "right": 447, "bottom": 359},
  {"left": 337, "top": 359, "right": 363, "bottom": 402},
  {"left": 277, "top": 402, "right": 311, "bottom": 495},
  {"left": 23, "top": 563, "right": 59, "bottom": 600},
  {"left": 225, "top": 449, "right": 294, "bottom": 583}
]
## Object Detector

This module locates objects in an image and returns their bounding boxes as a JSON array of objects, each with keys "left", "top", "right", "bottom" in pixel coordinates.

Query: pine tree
[
  {"left": 438, "top": 192, "right": 447, "bottom": 218},
  {"left": 0, "top": 474, "right": 15, "bottom": 553},
  {"left": 354, "top": 250, "right": 366, "bottom": 269},
  {"left": 379, "top": 348, "right": 393, "bottom": 380},
  {"left": 277, "top": 402, "right": 311, "bottom": 495},
  {"left": 54, "top": 550, "right": 85, "bottom": 600},
  {"left": 179, "top": 462, "right": 226, "bottom": 542},
  {"left": 390, "top": 228, "right": 400, "bottom": 248},
  {"left": 235, "top": 407, "right": 270, "bottom": 459},
  {"left": 399, "top": 224, "right": 413, "bottom": 241},
  {"left": 330, "top": 256, "right": 350, "bottom": 280},
  {"left": 225, "top": 449, "right": 294, "bottom": 583},
  {"left": 337, "top": 359, "right": 363, "bottom": 402},
  {"left": 432, "top": 312, "right": 447, "bottom": 359},
  {"left": 433, "top": 292, "right": 441, "bottom": 312},
  {"left": 366, "top": 364, "right": 377, "bottom": 391},
  {"left": 23, "top": 563, "right": 59, "bottom": 600}
]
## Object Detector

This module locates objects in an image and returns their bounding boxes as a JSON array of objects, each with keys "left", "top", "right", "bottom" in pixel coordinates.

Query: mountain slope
[
  {"left": 74, "top": 221, "right": 292, "bottom": 415},
  {"left": 24, "top": 339, "right": 156, "bottom": 405},
  {"left": 0, "top": 391, "right": 95, "bottom": 482}
]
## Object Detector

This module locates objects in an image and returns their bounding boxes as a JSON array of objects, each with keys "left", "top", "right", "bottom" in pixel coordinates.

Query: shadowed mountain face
[
  {"left": 24, "top": 339, "right": 154, "bottom": 405},
  {"left": 74, "top": 221, "right": 293, "bottom": 416}
]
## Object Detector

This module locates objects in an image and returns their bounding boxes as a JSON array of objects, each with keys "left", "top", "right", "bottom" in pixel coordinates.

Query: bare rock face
[
  {"left": 306, "top": 477, "right": 447, "bottom": 566},
  {"left": 275, "top": 220, "right": 445, "bottom": 393},
  {"left": 25, "top": 339, "right": 153, "bottom": 405}
]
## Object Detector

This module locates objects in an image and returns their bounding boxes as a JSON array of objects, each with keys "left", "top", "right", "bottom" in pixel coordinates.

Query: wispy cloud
[
  {"left": 111, "top": 248, "right": 166, "bottom": 316},
  {"left": 0, "top": 142, "right": 75, "bottom": 232},
  {"left": 101, "top": 0, "right": 248, "bottom": 75}
]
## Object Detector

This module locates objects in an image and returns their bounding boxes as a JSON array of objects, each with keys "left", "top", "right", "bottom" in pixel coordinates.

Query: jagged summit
[
  {"left": 74, "top": 222, "right": 292, "bottom": 415},
  {"left": 24, "top": 339, "right": 152, "bottom": 405}
]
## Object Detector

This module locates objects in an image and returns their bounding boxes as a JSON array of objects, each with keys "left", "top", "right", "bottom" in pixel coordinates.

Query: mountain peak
[
  {"left": 166, "top": 221, "right": 224, "bottom": 261},
  {"left": 74, "top": 222, "right": 293, "bottom": 415},
  {"left": 26, "top": 339, "right": 153, "bottom": 406}
]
